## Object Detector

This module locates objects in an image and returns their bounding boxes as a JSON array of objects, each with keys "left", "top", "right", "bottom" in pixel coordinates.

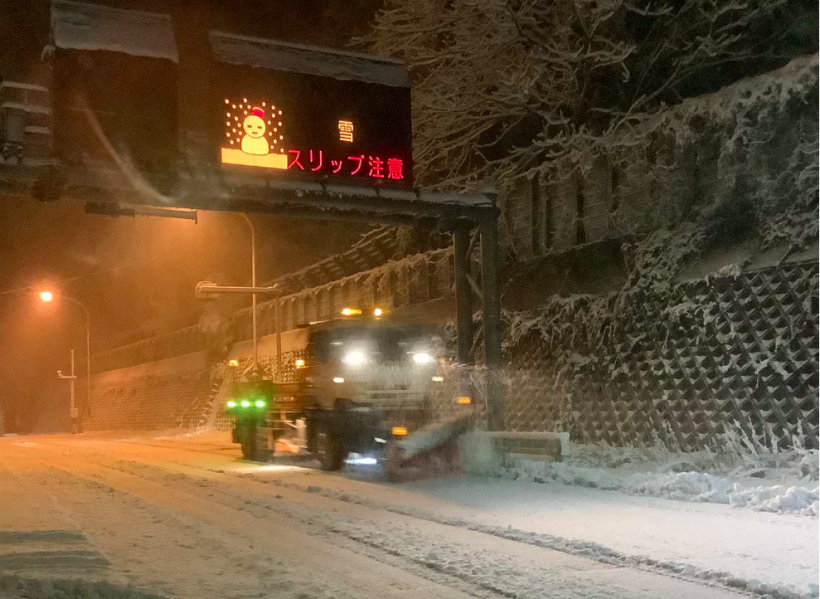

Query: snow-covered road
[{"left": 2, "top": 432, "right": 816, "bottom": 599}]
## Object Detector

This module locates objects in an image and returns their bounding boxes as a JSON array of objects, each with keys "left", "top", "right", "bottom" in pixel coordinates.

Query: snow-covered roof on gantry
[
  {"left": 209, "top": 31, "right": 410, "bottom": 88},
  {"left": 51, "top": 0, "right": 178, "bottom": 63}
]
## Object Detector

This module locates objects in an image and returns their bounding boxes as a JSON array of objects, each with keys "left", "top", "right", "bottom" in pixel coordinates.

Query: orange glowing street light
[{"left": 39, "top": 291, "right": 54, "bottom": 302}]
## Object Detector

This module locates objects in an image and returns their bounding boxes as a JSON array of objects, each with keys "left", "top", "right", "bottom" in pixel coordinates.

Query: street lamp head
[{"left": 39, "top": 291, "right": 54, "bottom": 302}]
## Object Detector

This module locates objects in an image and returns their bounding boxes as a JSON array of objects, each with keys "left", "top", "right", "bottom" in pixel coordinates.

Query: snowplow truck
[{"left": 224, "top": 308, "right": 474, "bottom": 480}]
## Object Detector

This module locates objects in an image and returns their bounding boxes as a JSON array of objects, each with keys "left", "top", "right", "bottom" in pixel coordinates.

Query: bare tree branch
[{"left": 359, "top": 0, "right": 794, "bottom": 191}]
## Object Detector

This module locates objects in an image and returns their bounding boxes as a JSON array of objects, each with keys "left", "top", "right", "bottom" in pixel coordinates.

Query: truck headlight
[
  {"left": 412, "top": 352, "right": 433, "bottom": 365},
  {"left": 343, "top": 350, "right": 367, "bottom": 366}
]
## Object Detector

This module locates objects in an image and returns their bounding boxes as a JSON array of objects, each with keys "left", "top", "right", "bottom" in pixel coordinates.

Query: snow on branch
[{"left": 362, "top": 0, "right": 799, "bottom": 191}]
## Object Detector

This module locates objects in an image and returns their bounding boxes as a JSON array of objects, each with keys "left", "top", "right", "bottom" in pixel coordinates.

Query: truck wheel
[
  {"left": 241, "top": 441, "right": 257, "bottom": 460},
  {"left": 240, "top": 426, "right": 269, "bottom": 462},
  {"left": 384, "top": 442, "right": 406, "bottom": 483},
  {"left": 316, "top": 429, "right": 345, "bottom": 471}
]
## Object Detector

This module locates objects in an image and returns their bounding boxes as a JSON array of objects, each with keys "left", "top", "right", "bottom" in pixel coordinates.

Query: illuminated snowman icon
[{"left": 241, "top": 108, "right": 270, "bottom": 155}]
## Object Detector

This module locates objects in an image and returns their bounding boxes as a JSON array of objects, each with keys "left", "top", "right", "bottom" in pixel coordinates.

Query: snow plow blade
[{"left": 384, "top": 412, "right": 473, "bottom": 482}]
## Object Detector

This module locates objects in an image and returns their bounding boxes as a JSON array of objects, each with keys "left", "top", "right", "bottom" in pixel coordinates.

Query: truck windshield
[{"left": 310, "top": 326, "right": 437, "bottom": 365}]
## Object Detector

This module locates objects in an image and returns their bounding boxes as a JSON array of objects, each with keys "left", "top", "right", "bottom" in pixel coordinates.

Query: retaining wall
[
  {"left": 84, "top": 351, "right": 212, "bottom": 431},
  {"left": 79, "top": 262, "right": 818, "bottom": 452}
]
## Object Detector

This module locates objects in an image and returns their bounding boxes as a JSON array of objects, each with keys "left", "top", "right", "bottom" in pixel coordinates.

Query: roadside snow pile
[
  {"left": 152, "top": 429, "right": 206, "bottom": 440},
  {"left": 476, "top": 444, "right": 820, "bottom": 516},
  {"left": 728, "top": 484, "right": 819, "bottom": 514}
]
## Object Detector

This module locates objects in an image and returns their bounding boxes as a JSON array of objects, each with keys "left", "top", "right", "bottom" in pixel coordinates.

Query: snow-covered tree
[{"left": 363, "top": 0, "right": 813, "bottom": 190}]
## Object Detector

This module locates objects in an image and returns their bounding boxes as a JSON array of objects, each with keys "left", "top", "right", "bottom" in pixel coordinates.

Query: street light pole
[
  {"left": 239, "top": 214, "right": 259, "bottom": 374},
  {"left": 42, "top": 292, "right": 90, "bottom": 433},
  {"left": 195, "top": 281, "right": 280, "bottom": 380},
  {"left": 57, "top": 349, "right": 78, "bottom": 433},
  {"left": 63, "top": 296, "right": 90, "bottom": 433},
  {"left": 70, "top": 349, "right": 76, "bottom": 421}
]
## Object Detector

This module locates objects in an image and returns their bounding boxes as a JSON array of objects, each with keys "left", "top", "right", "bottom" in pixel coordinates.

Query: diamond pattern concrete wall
[{"left": 503, "top": 262, "right": 819, "bottom": 449}]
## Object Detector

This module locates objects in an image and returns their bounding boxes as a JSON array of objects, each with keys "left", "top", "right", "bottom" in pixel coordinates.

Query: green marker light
[
  {"left": 240, "top": 400, "right": 251, "bottom": 408},
  {"left": 255, "top": 400, "right": 266, "bottom": 407},
  {"left": 226, "top": 400, "right": 237, "bottom": 408}
]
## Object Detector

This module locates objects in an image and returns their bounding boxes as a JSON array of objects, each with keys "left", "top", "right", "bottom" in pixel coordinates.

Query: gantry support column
[
  {"left": 480, "top": 211, "right": 504, "bottom": 431},
  {"left": 453, "top": 226, "right": 474, "bottom": 366}
]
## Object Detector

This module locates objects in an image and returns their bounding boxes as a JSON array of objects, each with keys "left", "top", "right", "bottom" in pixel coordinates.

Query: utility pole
[{"left": 57, "top": 349, "right": 78, "bottom": 433}]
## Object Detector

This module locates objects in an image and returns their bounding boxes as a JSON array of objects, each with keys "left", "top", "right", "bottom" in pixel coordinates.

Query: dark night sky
[{"left": 0, "top": 0, "right": 384, "bottom": 431}]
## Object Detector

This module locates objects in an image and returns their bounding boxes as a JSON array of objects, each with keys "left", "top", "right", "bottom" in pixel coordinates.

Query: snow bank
[
  {"left": 729, "top": 484, "right": 820, "bottom": 515},
  {"left": 473, "top": 451, "right": 820, "bottom": 516}
]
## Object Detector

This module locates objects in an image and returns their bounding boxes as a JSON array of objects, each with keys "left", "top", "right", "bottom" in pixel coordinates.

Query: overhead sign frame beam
[{"left": 33, "top": 163, "right": 495, "bottom": 227}]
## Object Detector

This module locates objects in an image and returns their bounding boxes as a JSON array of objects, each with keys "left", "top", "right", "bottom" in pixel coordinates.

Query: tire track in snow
[
  {"left": 0, "top": 456, "right": 121, "bottom": 584},
  {"left": 19, "top": 464, "right": 325, "bottom": 599},
  {"left": 251, "top": 473, "right": 806, "bottom": 599},
  {"left": 9, "top": 439, "right": 483, "bottom": 599},
  {"left": 34, "top": 438, "right": 745, "bottom": 599}
]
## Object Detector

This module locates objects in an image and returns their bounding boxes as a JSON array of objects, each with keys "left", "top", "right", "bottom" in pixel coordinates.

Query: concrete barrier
[{"left": 459, "top": 431, "right": 568, "bottom": 472}]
